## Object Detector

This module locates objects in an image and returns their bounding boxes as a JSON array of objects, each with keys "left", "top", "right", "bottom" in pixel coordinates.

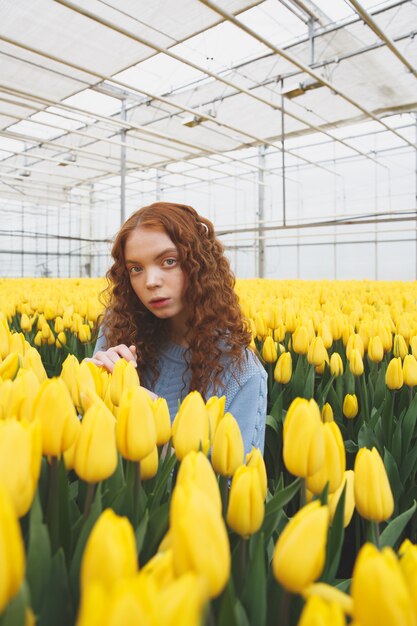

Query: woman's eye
[
  {"left": 164, "top": 258, "right": 177, "bottom": 267},
  {"left": 129, "top": 266, "right": 142, "bottom": 274}
]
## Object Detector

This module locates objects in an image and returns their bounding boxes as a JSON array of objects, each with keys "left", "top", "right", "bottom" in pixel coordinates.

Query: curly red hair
[{"left": 102, "top": 202, "right": 251, "bottom": 398}]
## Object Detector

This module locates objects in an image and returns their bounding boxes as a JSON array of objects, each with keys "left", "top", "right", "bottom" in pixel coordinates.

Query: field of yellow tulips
[{"left": 1, "top": 277, "right": 417, "bottom": 626}]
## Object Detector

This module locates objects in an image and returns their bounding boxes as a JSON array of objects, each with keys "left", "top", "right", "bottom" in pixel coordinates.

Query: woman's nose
[{"left": 145, "top": 267, "right": 162, "bottom": 288}]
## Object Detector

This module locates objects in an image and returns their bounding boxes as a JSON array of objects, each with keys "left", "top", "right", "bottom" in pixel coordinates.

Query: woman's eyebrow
[{"left": 125, "top": 247, "right": 178, "bottom": 265}]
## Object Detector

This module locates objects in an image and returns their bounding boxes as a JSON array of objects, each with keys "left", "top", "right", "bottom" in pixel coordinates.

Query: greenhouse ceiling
[{"left": 0, "top": 0, "right": 416, "bottom": 208}]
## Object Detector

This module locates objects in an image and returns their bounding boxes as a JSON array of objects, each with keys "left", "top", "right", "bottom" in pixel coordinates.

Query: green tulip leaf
[
  {"left": 148, "top": 449, "right": 178, "bottom": 512},
  {"left": 217, "top": 580, "right": 250, "bottom": 626},
  {"left": 262, "top": 479, "right": 301, "bottom": 540},
  {"left": 0, "top": 585, "right": 27, "bottom": 626},
  {"left": 242, "top": 534, "right": 267, "bottom": 626},
  {"left": 400, "top": 445, "right": 417, "bottom": 485},
  {"left": 303, "top": 364, "right": 315, "bottom": 399},
  {"left": 26, "top": 490, "right": 52, "bottom": 615},
  {"left": 380, "top": 500, "right": 417, "bottom": 549},
  {"left": 135, "top": 508, "right": 149, "bottom": 554},
  {"left": 400, "top": 392, "right": 417, "bottom": 457},
  {"left": 321, "top": 484, "right": 346, "bottom": 583},
  {"left": 140, "top": 501, "right": 170, "bottom": 564},
  {"left": 292, "top": 354, "right": 306, "bottom": 398},
  {"left": 384, "top": 448, "right": 404, "bottom": 504},
  {"left": 319, "top": 374, "right": 336, "bottom": 405},
  {"left": 266, "top": 414, "right": 280, "bottom": 434},
  {"left": 373, "top": 363, "right": 387, "bottom": 408},
  {"left": 39, "top": 548, "right": 74, "bottom": 626}
]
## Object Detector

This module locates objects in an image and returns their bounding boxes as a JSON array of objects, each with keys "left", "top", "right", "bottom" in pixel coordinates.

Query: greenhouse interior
[{"left": 1, "top": 1, "right": 417, "bottom": 626}]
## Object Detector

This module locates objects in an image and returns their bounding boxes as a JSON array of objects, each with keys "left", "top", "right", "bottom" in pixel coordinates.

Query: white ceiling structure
[{"left": 0, "top": 0, "right": 416, "bottom": 278}]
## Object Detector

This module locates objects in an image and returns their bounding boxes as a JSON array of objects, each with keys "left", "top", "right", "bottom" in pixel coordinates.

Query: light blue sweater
[{"left": 94, "top": 335, "right": 267, "bottom": 456}]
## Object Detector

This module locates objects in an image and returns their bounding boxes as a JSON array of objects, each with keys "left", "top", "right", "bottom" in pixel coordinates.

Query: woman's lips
[{"left": 149, "top": 298, "right": 171, "bottom": 308}]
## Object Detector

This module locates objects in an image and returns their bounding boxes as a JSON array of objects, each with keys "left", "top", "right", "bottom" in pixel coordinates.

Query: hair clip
[{"left": 200, "top": 222, "right": 209, "bottom": 234}]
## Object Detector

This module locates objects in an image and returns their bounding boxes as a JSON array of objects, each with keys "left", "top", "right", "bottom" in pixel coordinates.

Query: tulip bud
[
  {"left": 73, "top": 402, "right": 117, "bottom": 483},
  {"left": 368, "top": 335, "right": 384, "bottom": 363},
  {"left": 393, "top": 334, "right": 408, "bottom": 360},
  {"left": 153, "top": 397, "right": 171, "bottom": 446},
  {"left": 410, "top": 335, "right": 417, "bottom": 360},
  {"left": 211, "top": 412, "right": 244, "bottom": 477},
  {"left": 0, "top": 323, "right": 10, "bottom": 359},
  {"left": 283, "top": 398, "right": 325, "bottom": 478},
  {"left": 351, "top": 543, "right": 415, "bottom": 626},
  {"left": 354, "top": 447, "right": 394, "bottom": 522},
  {"left": 298, "top": 595, "right": 345, "bottom": 626},
  {"left": 385, "top": 357, "right": 403, "bottom": 390},
  {"left": 20, "top": 314, "right": 32, "bottom": 332},
  {"left": 403, "top": 354, "right": 417, "bottom": 387},
  {"left": 306, "top": 421, "right": 345, "bottom": 495},
  {"left": 0, "top": 419, "right": 41, "bottom": 517},
  {"left": 172, "top": 391, "right": 210, "bottom": 461},
  {"left": 346, "top": 333, "right": 365, "bottom": 360},
  {"left": 170, "top": 480, "right": 230, "bottom": 598},
  {"left": 274, "top": 351, "right": 292, "bottom": 384},
  {"left": 139, "top": 446, "right": 159, "bottom": 480},
  {"left": 262, "top": 336, "right": 277, "bottom": 363},
  {"left": 0, "top": 353, "right": 20, "bottom": 381},
  {"left": 116, "top": 387, "right": 156, "bottom": 462},
  {"left": 398, "top": 539, "right": 417, "bottom": 617},
  {"left": 227, "top": 465, "right": 265, "bottom": 537},
  {"left": 321, "top": 403, "right": 334, "bottom": 423},
  {"left": 6, "top": 369, "right": 40, "bottom": 422},
  {"left": 307, "top": 336, "right": 327, "bottom": 367},
  {"left": 349, "top": 348, "right": 364, "bottom": 376},
  {"left": 329, "top": 353, "right": 344, "bottom": 377},
  {"left": 110, "top": 359, "right": 140, "bottom": 407},
  {"left": 272, "top": 501, "right": 329, "bottom": 593},
  {"left": 328, "top": 470, "right": 355, "bottom": 527},
  {"left": 254, "top": 314, "right": 268, "bottom": 339},
  {"left": 9, "top": 332, "right": 26, "bottom": 355},
  {"left": 317, "top": 322, "right": 333, "bottom": 349},
  {"left": 292, "top": 326, "right": 309, "bottom": 355},
  {"left": 205, "top": 395, "right": 225, "bottom": 442},
  {"left": 81, "top": 508, "right": 137, "bottom": 593},
  {"left": 177, "top": 450, "right": 221, "bottom": 514},
  {"left": 343, "top": 394, "right": 358, "bottom": 419},
  {"left": 22, "top": 347, "right": 47, "bottom": 384},
  {"left": 246, "top": 447, "right": 267, "bottom": 499},
  {"left": 0, "top": 485, "right": 25, "bottom": 613}
]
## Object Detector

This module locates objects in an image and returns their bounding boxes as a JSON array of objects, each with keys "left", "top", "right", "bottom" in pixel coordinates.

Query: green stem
[
  {"left": 299, "top": 478, "right": 306, "bottom": 509},
  {"left": 367, "top": 520, "right": 380, "bottom": 548},
  {"left": 409, "top": 386, "right": 414, "bottom": 406},
  {"left": 280, "top": 589, "right": 291, "bottom": 626},
  {"left": 219, "top": 476, "right": 229, "bottom": 518},
  {"left": 83, "top": 482, "right": 96, "bottom": 520},
  {"left": 133, "top": 461, "right": 142, "bottom": 527},
  {"left": 46, "top": 456, "right": 59, "bottom": 553},
  {"left": 238, "top": 538, "right": 247, "bottom": 596}
]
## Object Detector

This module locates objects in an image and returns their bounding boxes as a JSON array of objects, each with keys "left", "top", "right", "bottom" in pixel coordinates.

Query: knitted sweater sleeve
[{"left": 224, "top": 350, "right": 267, "bottom": 456}]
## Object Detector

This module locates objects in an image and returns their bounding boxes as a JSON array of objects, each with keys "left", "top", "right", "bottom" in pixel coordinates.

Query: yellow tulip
[
  {"left": 140, "top": 446, "right": 159, "bottom": 480},
  {"left": 80, "top": 508, "right": 137, "bottom": 593},
  {"left": 206, "top": 395, "right": 225, "bottom": 442},
  {"left": 410, "top": 335, "right": 417, "bottom": 360},
  {"left": 78, "top": 324, "right": 91, "bottom": 343},
  {"left": 318, "top": 322, "right": 333, "bottom": 349},
  {"left": 346, "top": 333, "right": 365, "bottom": 360},
  {"left": 262, "top": 336, "right": 277, "bottom": 363},
  {"left": 272, "top": 501, "right": 329, "bottom": 593},
  {"left": 0, "top": 485, "right": 25, "bottom": 613},
  {"left": 0, "top": 353, "right": 20, "bottom": 381},
  {"left": 385, "top": 357, "right": 403, "bottom": 390},
  {"left": 171, "top": 391, "right": 210, "bottom": 460},
  {"left": 351, "top": 543, "right": 415, "bottom": 626},
  {"left": 328, "top": 470, "right": 355, "bottom": 527},
  {"left": 246, "top": 447, "right": 267, "bottom": 499},
  {"left": 302, "top": 582, "right": 353, "bottom": 616},
  {"left": 298, "top": 595, "right": 346, "bottom": 626},
  {"left": 56, "top": 331, "right": 67, "bottom": 348},
  {"left": 73, "top": 402, "right": 117, "bottom": 483},
  {"left": 354, "top": 447, "right": 394, "bottom": 522},
  {"left": 329, "top": 353, "right": 344, "bottom": 377},
  {"left": 6, "top": 369, "right": 40, "bottom": 421},
  {"left": 403, "top": 354, "right": 417, "bottom": 387},
  {"left": 110, "top": 359, "right": 140, "bottom": 407},
  {"left": 115, "top": 387, "right": 156, "bottom": 462},
  {"left": 61, "top": 355, "right": 96, "bottom": 412},
  {"left": 343, "top": 394, "right": 358, "bottom": 419},
  {"left": 20, "top": 313, "right": 32, "bottom": 332},
  {"left": 0, "top": 419, "right": 41, "bottom": 517},
  {"left": 9, "top": 332, "right": 26, "bottom": 355},
  {"left": 0, "top": 323, "right": 9, "bottom": 358},
  {"left": 170, "top": 480, "right": 230, "bottom": 598},
  {"left": 156, "top": 572, "right": 207, "bottom": 626},
  {"left": 292, "top": 326, "right": 309, "bottom": 355},
  {"left": 348, "top": 348, "right": 364, "bottom": 376},
  {"left": 283, "top": 398, "right": 324, "bottom": 478},
  {"left": 74, "top": 582, "right": 108, "bottom": 626},
  {"left": 393, "top": 333, "right": 408, "bottom": 360},
  {"left": 33, "top": 378, "right": 81, "bottom": 457},
  {"left": 321, "top": 403, "right": 334, "bottom": 423},
  {"left": 398, "top": 539, "right": 417, "bottom": 617},
  {"left": 153, "top": 397, "right": 171, "bottom": 446},
  {"left": 306, "top": 421, "right": 345, "bottom": 495},
  {"left": 211, "top": 412, "right": 244, "bottom": 477},
  {"left": 368, "top": 335, "right": 384, "bottom": 363},
  {"left": 274, "top": 351, "right": 292, "bottom": 384},
  {"left": 254, "top": 313, "right": 268, "bottom": 338},
  {"left": 307, "top": 336, "right": 328, "bottom": 366},
  {"left": 22, "top": 347, "right": 47, "bottom": 383},
  {"left": 227, "top": 465, "right": 265, "bottom": 537},
  {"left": 176, "top": 450, "right": 221, "bottom": 514}
]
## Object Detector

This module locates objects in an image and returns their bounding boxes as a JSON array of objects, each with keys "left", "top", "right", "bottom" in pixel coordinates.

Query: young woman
[{"left": 91, "top": 202, "right": 267, "bottom": 455}]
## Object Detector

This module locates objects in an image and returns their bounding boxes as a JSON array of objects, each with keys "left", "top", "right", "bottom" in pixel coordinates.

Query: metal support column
[
  {"left": 258, "top": 145, "right": 266, "bottom": 278},
  {"left": 88, "top": 184, "right": 94, "bottom": 277},
  {"left": 281, "top": 80, "right": 286, "bottom": 227},
  {"left": 156, "top": 168, "right": 162, "bottom": 201},
  {"left": 120, "top": 99, "right": 126, "bottom": 226},
  {"left": 21, "top": 202, "right": 24, "bottom": 277},
  {"left": 415, "top": 114, "right": 417, "bottom": 280}
]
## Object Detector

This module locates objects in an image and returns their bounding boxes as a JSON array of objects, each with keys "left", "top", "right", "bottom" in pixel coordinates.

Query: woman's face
[{"left": 124, "top": 226, "right": 188, "bottom": 327}]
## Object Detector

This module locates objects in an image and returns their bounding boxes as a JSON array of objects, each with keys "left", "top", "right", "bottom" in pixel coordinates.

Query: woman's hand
[{"left": 86, "top": 344, "right": 137, "bottom": 373}]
